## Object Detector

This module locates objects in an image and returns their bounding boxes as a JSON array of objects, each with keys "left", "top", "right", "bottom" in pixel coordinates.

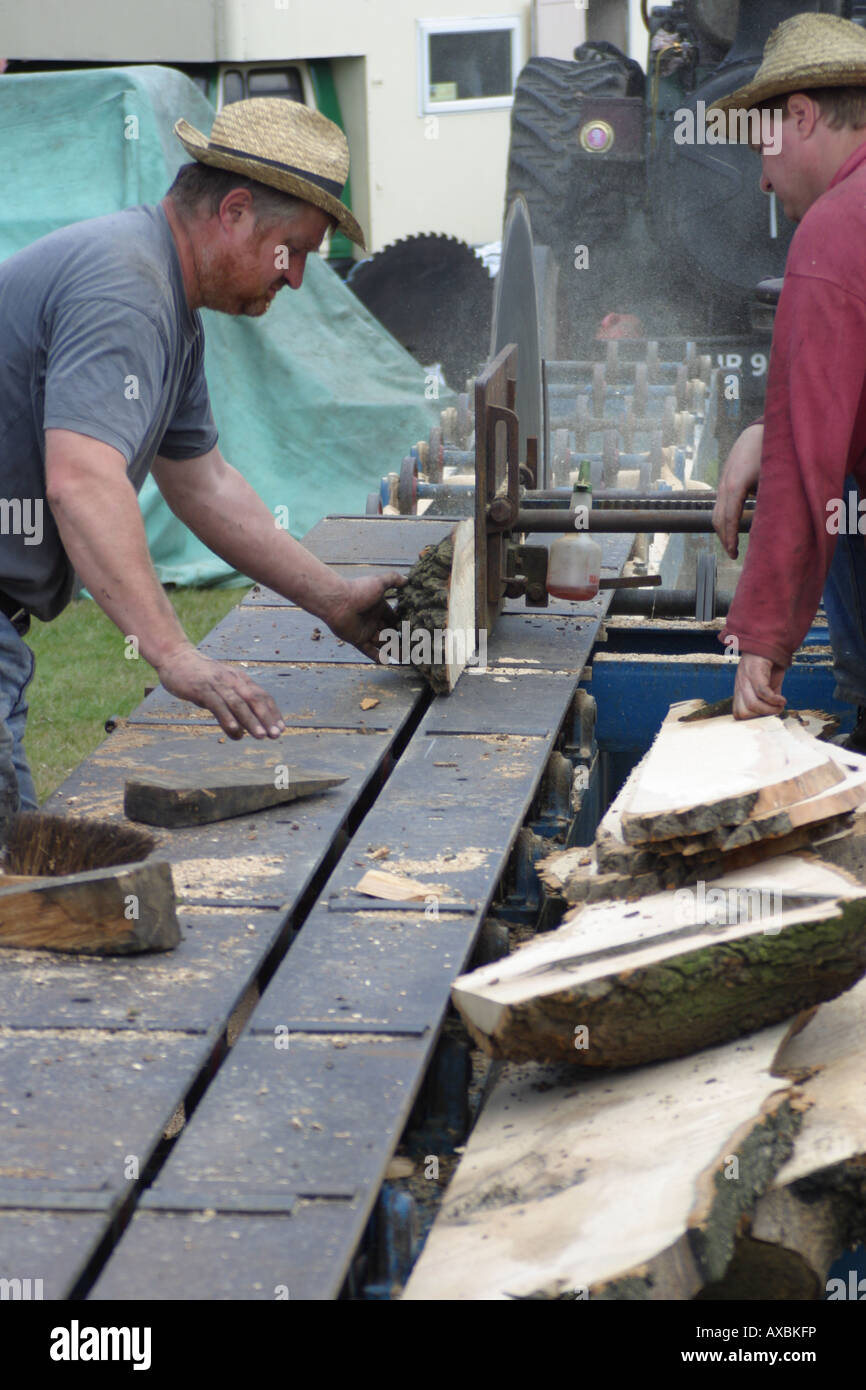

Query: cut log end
[
  {"left": 0, "top": 860, "right": 180, "bottom": 955},
  {"left": 393, "top": 519, "right": 477, "bottom": 694}
]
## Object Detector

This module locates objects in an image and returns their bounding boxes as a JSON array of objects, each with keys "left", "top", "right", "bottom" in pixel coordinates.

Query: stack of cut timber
[
  {"left": 412, "top": 705, "right": 866, "bottom": 1300},
  {"left": 700, "top": 975, "right": 866, "bottom": 1299},
  {"left": 406, "top": 970, "right": 866, "bottom": 1301},
  {"left": 541, "top": 701, "right": 866, "bottom": 906},
  {"left": 452, "top": 701, "right": 866, "bottom": 1069}
]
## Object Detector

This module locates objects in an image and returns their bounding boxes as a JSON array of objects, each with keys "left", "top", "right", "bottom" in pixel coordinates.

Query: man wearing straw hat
[
  {"left": 711, "top": 13, "right": 866, "bottom": 743},
  {"left": 0, "top": 98, "right": 403, "bottom": 817}
]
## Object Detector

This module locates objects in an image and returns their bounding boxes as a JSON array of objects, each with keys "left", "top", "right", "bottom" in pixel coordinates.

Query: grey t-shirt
[{"left": 0, "top": 203, "right": 218, "bottom": 620}]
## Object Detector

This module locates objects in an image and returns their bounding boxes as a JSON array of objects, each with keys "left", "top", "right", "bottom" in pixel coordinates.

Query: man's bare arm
[
  {"left": 712, "top": 424, "right": 790, "bottom": 718},
  {"left": 44, "top": 429, "right": 286, "bottom": 739},
  {"left": 712, "top": 422, "right": 763, "bottom": 559},
  {"left": 152, "top": 447, "right": 404, "bottom": 661}
]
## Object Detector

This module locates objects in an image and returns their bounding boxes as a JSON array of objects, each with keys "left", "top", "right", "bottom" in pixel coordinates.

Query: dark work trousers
[
  {"left": 823, "top": 476, "right": 866, "bottom": 709},
  {"left": 0, "top": 609, "right": 37, "bottom": 830}
]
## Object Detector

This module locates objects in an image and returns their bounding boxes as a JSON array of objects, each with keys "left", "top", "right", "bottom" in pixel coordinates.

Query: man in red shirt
[{"left": 711, "top": 14, "right": 866, "bottom": 738}]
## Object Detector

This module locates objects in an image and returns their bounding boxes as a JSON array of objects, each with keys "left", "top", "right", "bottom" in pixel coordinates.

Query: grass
[{"left": 24, "top": 585, "right": 249, "bottom": 804}]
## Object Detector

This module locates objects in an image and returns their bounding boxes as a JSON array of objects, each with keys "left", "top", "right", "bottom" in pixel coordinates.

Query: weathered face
[
  {"left": 200, "top": 203, "right": 332, "bottom": 316},
  {"left": 758, "top": 134, "right": 804, "bottom": 220},
  {"left": 753, "top": 100, "right": 816, "bottom": 222}
]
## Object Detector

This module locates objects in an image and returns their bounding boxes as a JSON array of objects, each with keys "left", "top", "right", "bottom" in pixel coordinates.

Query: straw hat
[
  {"left": 174, "top": 98, "right": 365, "bottom": 247},
  {"left": 710, "top": 13, "right": 866, "bottom": 114}
]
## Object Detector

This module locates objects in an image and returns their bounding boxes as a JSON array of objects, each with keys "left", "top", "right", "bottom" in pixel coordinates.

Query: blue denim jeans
[
  {"left": 0, "top": 611, "right": 37, "bottom": 811},
  {"left": 822, "top": 477, "right": 866, "bottom": 709}
]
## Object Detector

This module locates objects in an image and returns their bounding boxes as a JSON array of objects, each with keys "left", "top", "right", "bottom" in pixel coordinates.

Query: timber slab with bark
[
  {"left": 539, "top": 717, "right": 866, "bottom": 907},
  {"left": 620, "top": 703, "right": 844, "bottom": 845},
  {"left": 402, "top": 1022, "right": 800, "bottom": 1300},
  {"left": 452, "top": 856, "right": 866, "bottom": 1068},
  {"left": 699, "top": 973, "right": 866, "bottom": 1299},
  {"left": 408, "top": 979, "right": 866, "bottom": 1300},
  {"left": 124, "top": 768, "right": 346, "bottom": 828}
]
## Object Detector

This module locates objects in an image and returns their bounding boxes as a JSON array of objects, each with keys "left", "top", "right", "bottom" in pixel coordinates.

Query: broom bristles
[{"left": 2, "top": 813, "right": 155, "bottom": 877}]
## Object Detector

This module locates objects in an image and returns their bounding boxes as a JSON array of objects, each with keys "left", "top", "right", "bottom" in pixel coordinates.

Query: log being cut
[
  {"left": 452, "top": 856, "right": 866, "bottom": 1068},
  {"left": 393, "top": 518, "right": 477, "bottom": 694}
]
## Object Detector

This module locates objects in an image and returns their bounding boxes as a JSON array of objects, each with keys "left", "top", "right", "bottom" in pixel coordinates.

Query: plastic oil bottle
[{"left": 546, "top": 460, "right": 602, "bottom": 601}]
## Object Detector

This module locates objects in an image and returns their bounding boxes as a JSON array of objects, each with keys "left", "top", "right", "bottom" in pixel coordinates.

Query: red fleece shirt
[{"left": 722, "top": 140, "right": 866, "bottom": 668}]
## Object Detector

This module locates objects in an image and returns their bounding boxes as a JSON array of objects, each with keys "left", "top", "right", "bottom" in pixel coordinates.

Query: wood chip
[
  {"left": 385, "top": 1156, "right": 415, "bottom": 1180},
  {"left": 355, "top": 869, "right": 439, "bottom": 902}
]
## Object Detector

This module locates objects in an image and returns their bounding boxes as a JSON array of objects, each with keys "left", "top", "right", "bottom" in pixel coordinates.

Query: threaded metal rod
[{"left": 516, "top": 508, "right": 752, "bottom": 533}]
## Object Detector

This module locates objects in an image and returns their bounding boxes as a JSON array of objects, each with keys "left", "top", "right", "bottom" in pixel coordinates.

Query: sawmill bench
[{"left": 0, "top": 509, "right": 845, "bottom": 1300}]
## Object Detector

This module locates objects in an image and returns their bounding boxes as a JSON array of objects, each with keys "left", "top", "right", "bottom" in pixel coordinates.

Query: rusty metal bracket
[
  {"left": 474, "top": 344, "right": 519, "bottom": 635},
  {"left": 511, "top": 544, "right": 549, "bottom": 606}
]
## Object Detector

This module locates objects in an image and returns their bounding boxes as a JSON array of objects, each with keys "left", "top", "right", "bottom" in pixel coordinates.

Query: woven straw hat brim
[
  {"left": 174, "top": 116, "right": 366, "bottom": 249},
  {"left": 709, "top": 14, "right": 866, "bottom": 113}
]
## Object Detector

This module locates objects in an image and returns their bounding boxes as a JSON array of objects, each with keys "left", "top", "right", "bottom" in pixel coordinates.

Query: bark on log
[
  {"left": 393, "top": 518, "right": 476, "bottom": 694},
  {"left": 699, "top": 974, "right": 866, "bottom": 1298},
  {"left": 452, "top": 860, "right": 866, "bottom": 1068}
]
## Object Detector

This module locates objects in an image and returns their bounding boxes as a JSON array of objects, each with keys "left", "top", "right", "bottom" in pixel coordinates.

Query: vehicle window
[
  {"left": 430, "top": 30, "right": 512, "bottom": 100},
  {"left": 222, "top": 69, "right": 245, "bottom": 105},
  {"left": 419, "top": 18, "right": 520, "bottom": 113},
  {"left": 247, "top": 68, "right": 305, "bottom": 103}
]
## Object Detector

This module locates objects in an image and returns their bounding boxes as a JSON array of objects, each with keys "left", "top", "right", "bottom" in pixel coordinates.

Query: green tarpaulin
[{"left": 0, "top": 65, "right": 446, "bottom": 585}]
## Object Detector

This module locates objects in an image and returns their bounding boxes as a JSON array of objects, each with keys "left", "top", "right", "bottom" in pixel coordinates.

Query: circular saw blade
[
  {"left": 491, "top": 197, "right": 543, "bottom": 483},
  {"left": 346, "top": 233, "right": 492, "bottom": 390}
]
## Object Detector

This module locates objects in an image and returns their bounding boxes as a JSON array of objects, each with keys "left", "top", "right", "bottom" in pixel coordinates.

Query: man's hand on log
[
  {"left": 324, "top": 573, "right": 407, "bottom": 662},
  {"left": 713, "top": 422, "right": 763, "bottom": 559},
  {"left": 156, "top": 647, "right": 286, "bottom": 740},
  {"left": 733, "top": 653, "right": 787, "bottom": 719}
]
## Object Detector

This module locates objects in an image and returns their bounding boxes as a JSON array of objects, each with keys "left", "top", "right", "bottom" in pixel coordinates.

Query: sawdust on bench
[
  {"left": 381, "top": 848, "right": 491, "bottom": 876},
  {"left": 171, "top": 854, "right": 284, "bottom": 898}
]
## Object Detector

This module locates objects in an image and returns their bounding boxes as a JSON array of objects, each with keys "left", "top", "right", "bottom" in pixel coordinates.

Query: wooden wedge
[{"left": 124, "top": 768, "right": 346, "bottom": 827}]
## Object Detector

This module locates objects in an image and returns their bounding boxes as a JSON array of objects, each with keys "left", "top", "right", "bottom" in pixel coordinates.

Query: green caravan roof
[{"left": 0, "top": 65, "right": 445, "bottom": 584}]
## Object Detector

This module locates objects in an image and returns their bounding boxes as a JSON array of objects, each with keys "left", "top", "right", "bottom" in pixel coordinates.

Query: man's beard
[{"left": 195, "top": 239, "right": 278, "bottom": 316}]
